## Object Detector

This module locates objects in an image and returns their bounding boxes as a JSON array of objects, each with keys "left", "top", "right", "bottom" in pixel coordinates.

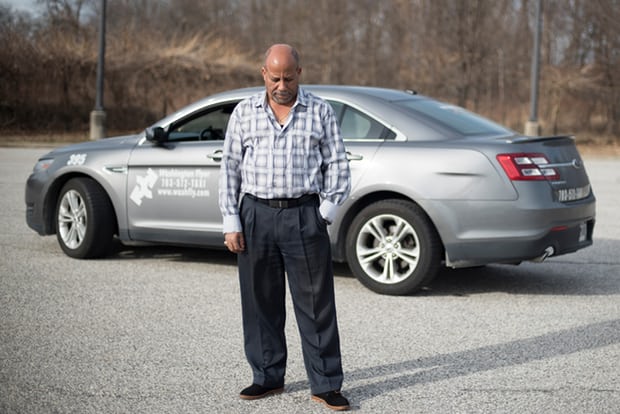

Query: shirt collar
[{"left": 254, "top": 87, "right": 309, "bottom": 110}]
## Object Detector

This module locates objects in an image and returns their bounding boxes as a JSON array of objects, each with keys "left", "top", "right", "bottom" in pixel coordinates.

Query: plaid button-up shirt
[{"left": 219, "top": 88, "right": 351, "bottom": 233}]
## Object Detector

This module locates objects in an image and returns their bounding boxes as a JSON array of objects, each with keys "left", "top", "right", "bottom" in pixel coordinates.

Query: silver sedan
[{"left": 25, "top": 85, "right": 596, "bottom": 295}]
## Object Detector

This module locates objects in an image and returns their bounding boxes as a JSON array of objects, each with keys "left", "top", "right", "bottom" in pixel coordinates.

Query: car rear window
[{"left": 395, "top": 99, "right": 512, "bottom": 137}]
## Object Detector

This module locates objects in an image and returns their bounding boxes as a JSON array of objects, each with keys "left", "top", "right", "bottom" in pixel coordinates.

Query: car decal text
[
  {"left": 130, "top": 168, "right": 211, "bottom": 206},
  {"left": 67, "top": 153, "right": 87, "bottom": 166}
]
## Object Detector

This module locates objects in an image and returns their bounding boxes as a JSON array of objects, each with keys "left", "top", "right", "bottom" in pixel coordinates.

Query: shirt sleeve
[
  {"left": 218, "top": 107, "right": 244, "bottom": 233},
  {"left": 319, "top": 102, "right": 351, "bottom": 222}
]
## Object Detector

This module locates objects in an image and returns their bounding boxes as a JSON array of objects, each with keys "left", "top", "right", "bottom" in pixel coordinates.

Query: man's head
[{"left": 262, "top": 44, "right": 302, "bottom": 106}]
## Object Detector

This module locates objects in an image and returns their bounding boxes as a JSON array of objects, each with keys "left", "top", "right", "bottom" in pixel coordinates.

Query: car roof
[
  {"left": 154, "top": 85, "right": 424, "bottom": 128},
  {"left": 153, "top": 85, "right": 514, "bottom": 141},
  {"left": 209, "top": 84, "right": 422, "bottom": 103}
]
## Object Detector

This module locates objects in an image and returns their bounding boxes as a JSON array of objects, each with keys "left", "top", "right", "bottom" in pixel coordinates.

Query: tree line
[{"left": 0, "top": 0, "right": 618, "bottom": 142}]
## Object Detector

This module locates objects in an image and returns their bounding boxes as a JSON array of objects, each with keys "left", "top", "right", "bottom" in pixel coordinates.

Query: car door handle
[
  {"left": 207, "top": 150, "right": 223, "bottom": 162},
  {"left": 346, "top": 151, "right": 364, "bottom": 161}
]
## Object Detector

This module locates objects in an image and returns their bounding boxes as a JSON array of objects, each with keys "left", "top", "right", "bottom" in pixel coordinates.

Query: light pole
[
  {"left": 90, "top": 0, "right": 107, "bottom": 140},
  {"left": 525, "top": 0, "right": 542, "bottom": 136}
]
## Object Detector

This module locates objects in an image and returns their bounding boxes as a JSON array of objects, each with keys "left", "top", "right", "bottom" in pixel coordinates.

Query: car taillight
[{"left": 497, "top": 153, "right": 559, "bottom": 181}]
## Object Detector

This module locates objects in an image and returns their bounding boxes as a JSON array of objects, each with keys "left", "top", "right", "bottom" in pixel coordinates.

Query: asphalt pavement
[{"left": 1, "top": 147, "right": 619, "bottom": 413}]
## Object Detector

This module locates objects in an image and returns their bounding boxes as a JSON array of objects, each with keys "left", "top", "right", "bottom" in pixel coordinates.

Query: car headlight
[{"left": 33, "top": 158, "right": 54, "bottom": 173}]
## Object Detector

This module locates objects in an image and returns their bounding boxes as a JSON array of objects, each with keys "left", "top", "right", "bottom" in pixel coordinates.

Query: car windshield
[{"left": 395, "top": 99, "right": 513, "bottom": 137}]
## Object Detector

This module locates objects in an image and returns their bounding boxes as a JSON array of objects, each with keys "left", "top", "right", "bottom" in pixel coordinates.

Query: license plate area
[{"left": 556, "top": 184, "right": 591, "bottom": 202}]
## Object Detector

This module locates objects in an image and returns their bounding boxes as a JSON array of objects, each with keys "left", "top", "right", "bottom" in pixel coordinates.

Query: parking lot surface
[{"left": 1, "top": 147, "right": 619, "bottom": 413}]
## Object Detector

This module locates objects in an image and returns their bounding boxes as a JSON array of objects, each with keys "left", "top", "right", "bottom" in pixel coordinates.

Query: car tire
[
  {"left": 55, "top": 177, "right": 115, "bottom": 258},
  {"left": 345, "top": 199, "right": 442, "bottom": 295}
]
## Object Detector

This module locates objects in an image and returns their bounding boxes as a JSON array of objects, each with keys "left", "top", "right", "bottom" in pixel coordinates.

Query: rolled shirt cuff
[
  {"left": 319, "top": 199, "right": 338, "bottom": 224},
  {"left": 222, "top": 214, "right": 242, "bottom": 234}
]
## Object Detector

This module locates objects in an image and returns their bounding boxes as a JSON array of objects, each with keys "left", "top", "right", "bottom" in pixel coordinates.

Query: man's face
[{"left": 262, "top": 64, "right": 301, "bottom": 105}]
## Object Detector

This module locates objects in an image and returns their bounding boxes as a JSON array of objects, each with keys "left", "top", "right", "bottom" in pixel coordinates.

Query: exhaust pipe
[{"left": 531, "top": 246, "right": 555, "bottom": 263}]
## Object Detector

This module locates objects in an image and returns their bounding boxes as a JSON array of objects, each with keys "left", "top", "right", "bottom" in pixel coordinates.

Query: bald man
[{"left": 219, "top": 44, "right": 351, "bottom": 411}]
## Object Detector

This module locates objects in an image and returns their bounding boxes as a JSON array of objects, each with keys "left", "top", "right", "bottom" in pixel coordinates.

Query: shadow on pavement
[
  {"left": 106, "top": 238, "right": 619, "bottom": 296},
  {"left": 318, "top": 318, "right": 620, "bottom": 405}
]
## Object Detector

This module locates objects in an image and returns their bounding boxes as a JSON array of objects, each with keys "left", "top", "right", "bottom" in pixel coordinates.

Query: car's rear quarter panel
[{"left": 345, "top": 139, "right": 595, "bottom": 267}]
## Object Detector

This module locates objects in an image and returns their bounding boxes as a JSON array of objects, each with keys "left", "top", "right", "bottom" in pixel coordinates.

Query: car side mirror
[{"left": 145, "top": 126, "right": 167, "bottom": 144}]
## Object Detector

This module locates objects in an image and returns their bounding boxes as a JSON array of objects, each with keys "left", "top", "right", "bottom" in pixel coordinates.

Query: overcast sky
[
  {"left": 2, "top": 0, "right": 41, "bottom": 14},
  {"left": 2, "top": 0, "right": 98, "bottom": 19}
]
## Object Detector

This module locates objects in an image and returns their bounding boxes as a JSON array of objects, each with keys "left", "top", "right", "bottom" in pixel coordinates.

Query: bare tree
[{"left": 0, "top": 0, "right": 618, "bottom": 140}]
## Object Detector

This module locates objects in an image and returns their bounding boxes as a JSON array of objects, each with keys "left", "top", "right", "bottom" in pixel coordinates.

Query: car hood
[{"left": 44, "top": 134, "right": 142, "bottom": 157}]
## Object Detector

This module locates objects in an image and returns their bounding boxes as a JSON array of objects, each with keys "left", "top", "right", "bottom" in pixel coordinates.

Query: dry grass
[{"left": 576, "top": 142, "right": 620, "bottom": 157}]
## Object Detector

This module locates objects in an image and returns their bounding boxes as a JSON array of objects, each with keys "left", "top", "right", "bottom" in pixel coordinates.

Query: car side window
[
  {"left": 328, "top": 100, "right": 395, "bottom": 140},
  {"left": 168, "top": 102, "right": 237, "bottom": 142}
]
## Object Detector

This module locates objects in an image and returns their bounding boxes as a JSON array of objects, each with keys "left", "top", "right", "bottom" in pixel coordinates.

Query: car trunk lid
[{"left": 496, "top": 135, "right": 592, "bottom": 203}]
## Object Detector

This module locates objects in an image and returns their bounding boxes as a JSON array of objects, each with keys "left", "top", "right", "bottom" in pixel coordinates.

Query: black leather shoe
[
  {"left": 239, "top": 384, "right": 284, "bottom": 400},
  {"left": 311, "top": 390, "right": 350, "bottom": 411}
]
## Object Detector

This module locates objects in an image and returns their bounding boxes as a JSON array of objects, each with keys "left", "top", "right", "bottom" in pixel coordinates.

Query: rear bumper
[{"left": 444, "top": 218, "right": 595, "bottom": 268}]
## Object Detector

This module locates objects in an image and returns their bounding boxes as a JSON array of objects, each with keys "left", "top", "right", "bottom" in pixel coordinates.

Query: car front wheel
[
  {"left": 55, "top": 177, "right": 115, "bottom": 258},
  {"left": 345, "top": 199, "right": 442, "bottom": 295}
]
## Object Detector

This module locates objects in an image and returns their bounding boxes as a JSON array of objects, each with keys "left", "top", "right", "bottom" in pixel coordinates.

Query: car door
[
  {"left": 126, "top": 102, "right": 237, "bottom": 246},
  {"left": 328, "top": 100, "right": 395, "bottom": 193}
]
